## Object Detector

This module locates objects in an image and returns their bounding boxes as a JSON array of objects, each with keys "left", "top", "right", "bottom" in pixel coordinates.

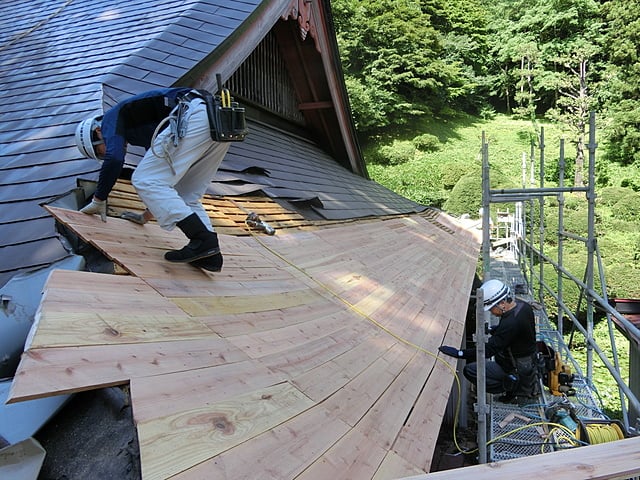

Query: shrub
[
  {"left": 363, "top": 147, "right": 386, "bottom": 165},
  {"left": 377, "top": 140, "right": 416, "bottom": 166},
  {"left": 621, "top": 177, "right": 640, "bottom": 191},
  {"left": 441, "top": 161, "right": 478, "bottom": 190},
  {"left": 563, "top": 208, "right": 590, "bottom": 237},
  {"left": 413, "top": 133, "right": 441, "bottom": 152},
  {"left": 564, "top": 194, "right": 583, "bottom": 211},
  {"left": 598, "top": 186, "right": 632, "bottom": 207},
  {"left": 443, "top": 173, "right": 482, "bottom": 217},
  {"left": 611, "top": 190, "right": 640, "bottom": 222},
  {"left": 544, "top": 156, "right": 575, "bottom": 184}
]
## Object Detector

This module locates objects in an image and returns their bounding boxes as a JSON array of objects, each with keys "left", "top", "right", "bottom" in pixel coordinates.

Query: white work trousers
[{"left": 132, "top": 100, "right": 230, "bottom": 231}]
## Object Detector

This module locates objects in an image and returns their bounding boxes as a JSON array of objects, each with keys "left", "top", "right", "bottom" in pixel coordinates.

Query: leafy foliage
[
  {"left": 484, "top": 0, "right": 603, "bottom": 185},
  {"left": 376, "top": 140, "right": 416, "bottom": 166},
  {"left": 441, "top": 161, "right": 475, "bottom": 190},
  {"left": 413, "top": 133, "right": 441, "bottom": 152},
  {"left": 600, "top": 0, "right": 640, "bottom": 166},
  {"left": 333, "top": 0, "right": 640, "bottom": 167},
  {"left": 333, "top": 0, "right": 488, "bottom": 135},
  {"left": 443, "top": 174, "right": 482, "bottom": 216},
  {"left": 610, "top": 190, "right": 640, "bottom": 222},
  {"left": 598, "top": 186, "right": 629, "bottom": 207}
]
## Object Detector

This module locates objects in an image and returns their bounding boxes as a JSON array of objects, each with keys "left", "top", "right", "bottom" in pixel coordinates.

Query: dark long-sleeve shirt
[
  {"left": 462, "top": 300, "right": 536, "bottom": 362},
  {"left": 95, "top": 87, "right": 191, "bottom": 200}
]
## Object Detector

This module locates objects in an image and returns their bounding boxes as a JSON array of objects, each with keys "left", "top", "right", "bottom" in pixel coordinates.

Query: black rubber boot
[
  {"left": 497, "top": 393, "right": 517, "bottom": 404},
  {"left": 190, "top": 254, "right": 223, "bottom": 272},
  {"left": 165, "top": 213, "right": 220, "bottom": 263}
]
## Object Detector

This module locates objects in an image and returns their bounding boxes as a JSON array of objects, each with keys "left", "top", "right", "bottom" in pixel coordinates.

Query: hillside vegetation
[
  {"left": 365, "top": 113, "right": 640, "bottom": 301},
  {"left": 332, "top": 0, "right": 640, "bottom": 303}
]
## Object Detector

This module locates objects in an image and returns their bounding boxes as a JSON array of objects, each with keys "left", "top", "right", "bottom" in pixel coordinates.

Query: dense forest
[{"left": 332, "top": 0, "right": 640, "bottom": 189}]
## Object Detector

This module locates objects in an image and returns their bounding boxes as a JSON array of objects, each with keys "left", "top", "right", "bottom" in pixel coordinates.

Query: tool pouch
[{"left": 196, "top": 89, "right": 248, "bottom": 142}]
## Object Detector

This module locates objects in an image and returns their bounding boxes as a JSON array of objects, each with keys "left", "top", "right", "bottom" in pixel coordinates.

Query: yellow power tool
[{"left": 549, "top": 351, "right": 575, "bottom": 396}]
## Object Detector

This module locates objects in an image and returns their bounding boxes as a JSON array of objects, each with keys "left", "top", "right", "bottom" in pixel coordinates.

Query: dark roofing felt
[
  {"left": 215, "top": 121, "right": 424, "bottom": 219},
  {"left": 0, "top": 0, "right": 425, "bottom": 287}
]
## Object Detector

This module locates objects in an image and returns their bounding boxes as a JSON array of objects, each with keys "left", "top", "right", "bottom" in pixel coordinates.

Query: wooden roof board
[
  {"left": 410, "top": 436, "right": 640, "bottom": 480},
  {"left": 138, "top": 382, "right": 319, "bottom": 480},
  {"left": 8, "top": 205, "right": 481, "bottom": 479},
  {"left": 104, "top": 178, "right": 385, "bottom": 236}
]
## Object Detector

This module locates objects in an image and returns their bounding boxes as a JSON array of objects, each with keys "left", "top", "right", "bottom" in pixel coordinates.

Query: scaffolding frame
[{"left": 478, "top": 113, "right": 640, "bottom": 462}]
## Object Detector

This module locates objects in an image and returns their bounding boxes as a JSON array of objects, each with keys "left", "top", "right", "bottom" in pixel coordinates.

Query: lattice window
[{"left": 227, "top": 30, "right": 304, "bottom": 124}]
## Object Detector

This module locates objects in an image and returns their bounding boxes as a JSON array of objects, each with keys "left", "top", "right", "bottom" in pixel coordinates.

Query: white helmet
[
  {"left": 481, "top": 279, "right": 511, "bottom": 311},
  {"left": 75, "top": 115, "right": 103, "bottom": 160}
]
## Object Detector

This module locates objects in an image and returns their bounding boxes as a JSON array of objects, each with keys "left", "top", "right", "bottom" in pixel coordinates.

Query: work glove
[
  {"left": 80, "top": 198, "right": 107, "bottom": 222},
  {"left": 120, "top": 211, "right": 148, "bottom": 225},
  {"left": 439, "top": 345, "right": 463, "bottom": 358}
]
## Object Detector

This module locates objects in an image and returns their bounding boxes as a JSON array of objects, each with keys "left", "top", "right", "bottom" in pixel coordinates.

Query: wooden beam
[
  {"left": 400, "top": 436, "right": 640, "bottom": 480},
  {"left": 298, "top": 101, "right": 333, "bottom": 110}
]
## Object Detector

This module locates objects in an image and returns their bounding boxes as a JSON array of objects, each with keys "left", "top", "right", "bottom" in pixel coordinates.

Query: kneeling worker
[
  {"left": 439, "top": 279, "right": 540, "bottom": 406},
  {"left": 75, "top": 88, "right": 230, "bottom": 271}
]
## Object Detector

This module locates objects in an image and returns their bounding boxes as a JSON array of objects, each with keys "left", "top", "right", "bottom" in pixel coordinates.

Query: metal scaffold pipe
[
  {"left": 475, "top": 287, "right": 487, "bottom": 464},
  {"left": 480, "top": 111, "right": 638, "bottom": 443}
]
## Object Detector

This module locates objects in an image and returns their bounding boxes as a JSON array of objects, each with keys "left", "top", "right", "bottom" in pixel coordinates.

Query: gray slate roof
[{"left": 0, "top": 0, "right": 426, "bottom": 287}]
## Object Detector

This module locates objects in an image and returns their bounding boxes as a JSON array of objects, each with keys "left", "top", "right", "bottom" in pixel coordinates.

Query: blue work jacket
[{"left": 95, "top": 87, "right": 192, "bottom": 200}]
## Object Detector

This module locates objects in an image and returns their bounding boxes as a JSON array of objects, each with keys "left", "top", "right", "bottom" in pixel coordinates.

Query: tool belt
[{"left": 189, "top": 88, "right": 248, "bottom": 142}]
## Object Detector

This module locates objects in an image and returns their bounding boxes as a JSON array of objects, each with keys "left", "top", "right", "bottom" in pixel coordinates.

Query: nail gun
[
  {"left": 537, "top": 341, "right": 576, "bottom": 396},
  {"left": 549, "top": 350, "right": 576, "bottom": 396}
]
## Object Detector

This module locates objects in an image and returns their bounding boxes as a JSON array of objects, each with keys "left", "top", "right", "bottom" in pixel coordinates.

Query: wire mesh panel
[{"left": 490, "top": 401, "right": 548, "bottom": 461}]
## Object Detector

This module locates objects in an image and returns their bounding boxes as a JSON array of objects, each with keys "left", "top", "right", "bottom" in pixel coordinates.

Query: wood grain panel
[
  {"left": 291, "top": 330, "right": 396, "bottom": 402},
  {"left": 320, "top": 343, "right": 414, "bottom": 428},
  {"left": 173, "top": 405, "right": 352, "bottom": 479},
  {"left": 9, "top": 338, "right": 248, "bottom": 402},
  {"left": 29, "top": 311, "right": 216, "bottom": 348},
  {"left": 197, "top": 300, "right": 346, "bottom": 337},
  {"left": 130, "top": 360, "right": 287, "bottom": 423},
  {"left": 9, "top": 206, "right": 482, "bottom": 480},
  {"left": 171, "top": 287, "right": 327, "bottom": 316},
  {"left": 138, "top": 382, "right": 315, "bottom": 480},
  {"left": 399, "top": 436, "right": 640, "bottom": 480},
  {"left": 296, "top": 427, "right": 388, "bottom": 480},
  {"left": 373, "top": 451, "right": 425, "bottom": 480}
]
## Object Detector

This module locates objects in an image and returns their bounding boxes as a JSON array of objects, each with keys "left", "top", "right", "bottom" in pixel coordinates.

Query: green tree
[
  {"left": 544, "top": 0, "right": 603, "bottom": 187},
  {"left": 601, "top": 0, "right": 640, "bottom": 167},
  {"left": 486, "top": 1, "right": 545, "bottom": 117},
  {"left": 421, "top": 0, "right": 491, "bottom": 113},
  {"left": 334, "top": 0, "right": 446, "bottom": 133},
  {"left": 551, "top": 36, "right": 602, "bottom": 186},
  {"left": 487, "top": 0, "right": 603, "bottom": 186},
  {"left": 333, "top": 0, "right": 489, "bottom": 136}
]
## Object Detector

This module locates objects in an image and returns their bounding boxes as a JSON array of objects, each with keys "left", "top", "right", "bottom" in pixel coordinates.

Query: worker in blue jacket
[{"left": 74, "top": 87, "right": 230, "bottom": 271}]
